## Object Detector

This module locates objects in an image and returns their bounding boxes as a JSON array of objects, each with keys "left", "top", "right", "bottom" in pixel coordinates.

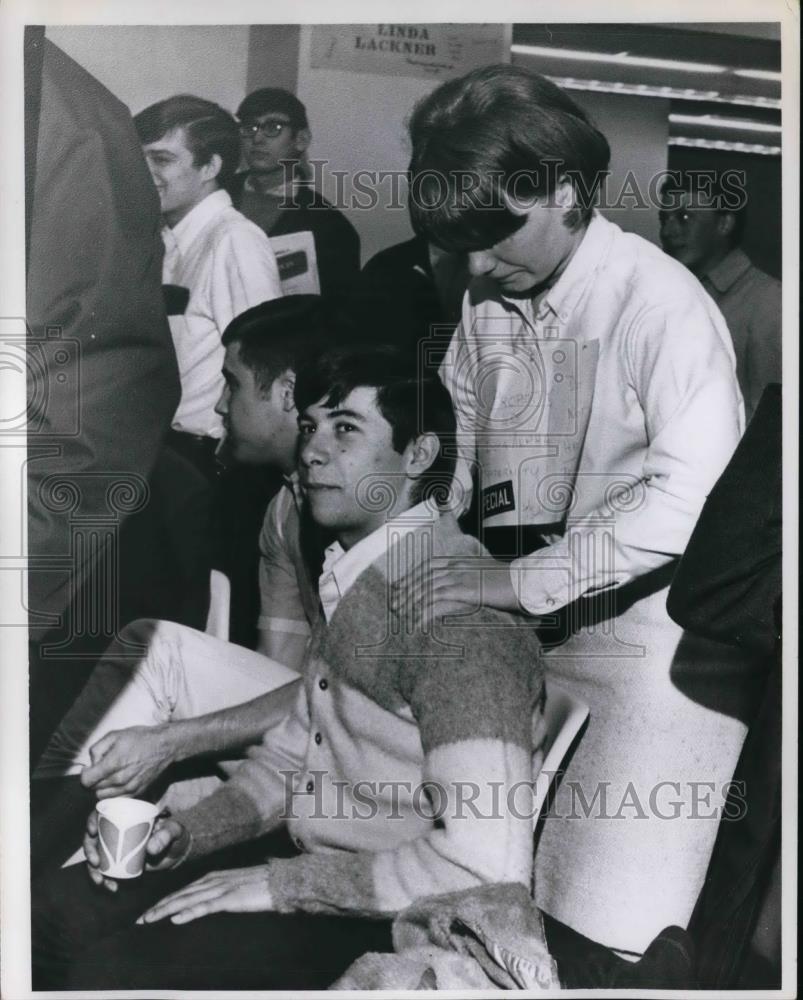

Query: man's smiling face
[
  {"left": 141, "top": 127, "right": 217, "bottom": 227},
  {"left": 297, "top": 387, "right": 413, "bottom": 549}
]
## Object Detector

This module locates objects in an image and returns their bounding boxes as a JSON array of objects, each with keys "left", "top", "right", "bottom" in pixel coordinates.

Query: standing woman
[{"left": 400, "top": 65, "right": 759, "bottom": 958}]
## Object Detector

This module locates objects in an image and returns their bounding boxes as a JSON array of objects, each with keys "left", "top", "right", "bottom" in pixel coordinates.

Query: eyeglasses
[{"left": 238, "top": 120, "right": 290, "bottom": 139}]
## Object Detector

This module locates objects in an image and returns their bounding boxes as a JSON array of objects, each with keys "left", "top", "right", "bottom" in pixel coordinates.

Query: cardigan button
[
  {"left": 314, "top": 732, "right": 322, "bottom": 745},
  {"left": 318, "top": 678, "right": 329, "bottom": 691},
  {"left": 306, "top": 780, "right": 314, "bottom": 793}
]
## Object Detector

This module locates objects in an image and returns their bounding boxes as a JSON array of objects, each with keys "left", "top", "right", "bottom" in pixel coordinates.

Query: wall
[
  {"left": 568, "top": 90, "right": 670, "bottom": 246},
  {"left": 45, "top": 25, "right": 250, "bottom": 116},
  {"left": 295, "top": 25, "right": 454, "bottom": 264},
  {"left": 246, "top": 24, "right": 300, "bottom": 95}
]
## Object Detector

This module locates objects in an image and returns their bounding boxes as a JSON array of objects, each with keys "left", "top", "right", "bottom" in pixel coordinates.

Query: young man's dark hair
[
  {"left": 221, "top": 294, "right": 339, "bottom": 392},
  {"left": 294, "top": 344, "right": 457, "bottom": 504},
  {"left": 407, "top": 64, "right": 610, "bottom": 252},
  {"left": 236, "top": 87, "right": 309, "bottom": 133},
  {"left": 134, "top": 94, "right": 242, "bottom": 187}
]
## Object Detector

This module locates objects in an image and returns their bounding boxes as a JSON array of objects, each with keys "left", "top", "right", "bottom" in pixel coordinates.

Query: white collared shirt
[
  {"left": 441, "top": 212, "right": 744, "bottom": 615},
  {"left": 162, "top": 189, "right": 282, "bottom": 438},
  {"left": 318, "top": 501, "right": 440, "bottom": 622}
]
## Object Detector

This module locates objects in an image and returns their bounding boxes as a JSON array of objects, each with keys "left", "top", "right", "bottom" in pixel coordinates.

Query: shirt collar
[
  {"left": 283, "top": 471, "right": 304, "bottom": 510},
  {"left": 165, "top": 189, "right": 233, "bottom": 255},
  {"left": 318, "top": 501, "right": 440, "bottom": 622},
  {"left": 243, "top": 172, "right": 309, "bottom": 200},
  {"left": 501, "top": 211, "right": 616, "bottom": 326},
  {"left": 243, "top": 173, "right": 287, "bottom": 198},
  {"left": 702, "top": 248, "right": 752, "bottom": 294}
]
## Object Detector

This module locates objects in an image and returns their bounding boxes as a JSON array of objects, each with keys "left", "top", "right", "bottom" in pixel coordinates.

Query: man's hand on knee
[
  {"left": 84, "top": 809, "right": 192, "bottom": 892},
  {"left": 81, "top": 725, "right": 180, "bottom": 798}
]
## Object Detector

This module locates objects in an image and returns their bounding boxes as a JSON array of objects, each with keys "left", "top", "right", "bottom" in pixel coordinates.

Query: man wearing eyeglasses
[{"left": 228, "top": 88, "right": 360, "bottom": 303}]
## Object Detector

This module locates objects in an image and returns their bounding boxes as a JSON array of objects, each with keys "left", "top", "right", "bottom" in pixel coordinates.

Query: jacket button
[
  {"left": 306, "top": 780, "right": 314, "bottom": 793},
  {"left": 318, "top": 678, "right": 328, "bottom": 690},
  {"left": 314, "top": 732, "right": 322, "bottom": 745}
]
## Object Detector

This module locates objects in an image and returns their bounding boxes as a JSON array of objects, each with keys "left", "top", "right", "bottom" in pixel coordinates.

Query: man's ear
[
  {"left": 200, "top": 153, "right": 223, "bottom": 184},
  {"left": 717, "top": 212, "right": 737, "bottom": 239},
  {"left": 293, "top": 128, "right": 311, "bottom": 156},
  {"left": 274, "top": 371, "right": 296, "bottom": 412},
  {"left": 552, "top": 177, "right": 576, "bottom": 210},
  {"left": 405, "top": 432, "right": 440, "bottom": 480}
]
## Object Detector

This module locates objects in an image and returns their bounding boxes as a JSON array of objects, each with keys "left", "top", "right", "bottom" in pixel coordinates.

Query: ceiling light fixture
[
  {"left": 669, "top": 136, "right": 781, "bottom": 155},
  {"left": 544, "top": 76, "right": 781, "bottom": 110},
  {"left": 511, "top": 43, "right": 727, "bottom": 74},
  {"left": 669, "top": 113, "right": 783, "bottom": 133},
  {"left": 513, "top": 44, "right": 781, "bottom": 87},
  {"left": 733, "top": 68, "right": 783, "bottom": 82}
]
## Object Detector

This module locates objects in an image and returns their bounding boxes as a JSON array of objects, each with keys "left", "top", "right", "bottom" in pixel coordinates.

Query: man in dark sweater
[
  {"left": 33, "top": 345, "right": 545, "bottom": 991},
  {"left": 227, "top": 88, "right": 361, "bottom": 304}
]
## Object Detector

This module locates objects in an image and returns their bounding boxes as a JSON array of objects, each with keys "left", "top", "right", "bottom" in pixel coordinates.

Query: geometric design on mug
[
  {"left": 122, "top": 821, "right": 151, "bottom": 858},
  {"left": 98, "top": 815, "right": 119, "bottom": 864},
  {"left": 97, "top": 836, "right": 114, "bottom": 873},
  {"left": 122, "top": 821, "right": 153, "bottom": 874}
]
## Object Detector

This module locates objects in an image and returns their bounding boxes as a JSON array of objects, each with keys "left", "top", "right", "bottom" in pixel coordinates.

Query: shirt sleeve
[
  {"left": 258, "top": 490, "right": 311, "bottom": 638},
  {"left": 511, "top": 296, "right": 745, "bottom": 615},
  {"left": 208, "top": 219, "right": 282, "bottom": 335},
  {"left": 743, "top": 277, "right": 782, "bottom": 423},
  {"left": 173, "top": 679, "right": 309, "bottom": 858},
  {"left": 438, "top": 306, "right": 478, "bottom": 518},
  {"left": 263, "top": 619, "right": 543, "bottom": 917}
]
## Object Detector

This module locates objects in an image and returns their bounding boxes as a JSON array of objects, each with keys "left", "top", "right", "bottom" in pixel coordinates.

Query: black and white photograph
[{"left": 0, "top": 1, "right": 797, "bottom": 995}]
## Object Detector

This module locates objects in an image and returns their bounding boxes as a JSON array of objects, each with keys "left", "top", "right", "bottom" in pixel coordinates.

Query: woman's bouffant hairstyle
[{"left": 407, "top": 64, "right": 610, "bottom": 252}]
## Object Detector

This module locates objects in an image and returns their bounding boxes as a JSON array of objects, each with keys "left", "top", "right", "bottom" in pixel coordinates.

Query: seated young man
[
  {"left": 33, "top": 344, "right": 545, "bottom": 991},
  {"left": 30, "top": 296, "right": 329, "bottom": 869}
]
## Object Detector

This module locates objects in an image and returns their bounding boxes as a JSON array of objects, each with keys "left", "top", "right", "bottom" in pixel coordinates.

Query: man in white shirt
[{"left": 134, "top": 95, "right": 282, "bottom": 477}]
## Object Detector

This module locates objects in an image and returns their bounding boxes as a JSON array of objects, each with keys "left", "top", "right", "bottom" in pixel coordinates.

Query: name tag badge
[
  {"left": 277, "top": 250, "right": 309, "bottom": 281},
  {"left": 482, "top": 479, "right": 516, "bottom": 519}
]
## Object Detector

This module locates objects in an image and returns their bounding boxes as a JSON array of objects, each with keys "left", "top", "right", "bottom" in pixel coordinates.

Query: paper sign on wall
[{"left": 310, "top": 24, "right": 509, "bottom": 81}]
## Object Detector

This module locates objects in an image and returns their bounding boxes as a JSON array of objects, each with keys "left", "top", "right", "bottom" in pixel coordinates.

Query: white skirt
[{"left": 533, "top": 581, "right": 758, "bottom": 954}]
